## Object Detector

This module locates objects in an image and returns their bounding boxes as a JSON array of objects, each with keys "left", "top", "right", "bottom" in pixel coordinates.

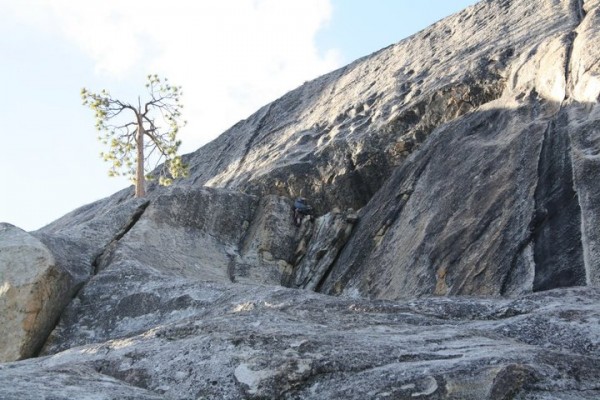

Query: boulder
[
  {"left": 0, "top": 224, "right": 69, "bottom": 362},
  {"left": 88, "top": 187, "right": 304, "bottom": 285}
]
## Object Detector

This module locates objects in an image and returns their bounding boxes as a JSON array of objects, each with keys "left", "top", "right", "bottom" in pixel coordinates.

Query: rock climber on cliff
[{"left": 293, "top": 197, "right": 314, "bottom": 226}]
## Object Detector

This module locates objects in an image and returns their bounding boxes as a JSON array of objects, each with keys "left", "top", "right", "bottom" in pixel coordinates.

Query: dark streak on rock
[{"left": 531, "top": 116, "right": 585, "bottom": 291}]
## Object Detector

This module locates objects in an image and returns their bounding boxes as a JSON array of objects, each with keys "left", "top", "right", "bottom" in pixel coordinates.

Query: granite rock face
[
  {"left": 40, "top": 186, "right": 357, "bottom": 355},
  {"left": 156, "top": 0, "right": 600, "bottom": 300},
  {"left": 1, "top": 0, "right": 600, "bottom": 398},
  {"left": 26, "top": 0, "right": 600, "bottom": 301},
  {"left": 2, "top": 282, "right": 599, "bottom": 399},
  {"left": 319, "top": 0, "right": 600, "bottom": 299},
  {"left": 174, "top": 0, "right": 579, "bottom": 213}
]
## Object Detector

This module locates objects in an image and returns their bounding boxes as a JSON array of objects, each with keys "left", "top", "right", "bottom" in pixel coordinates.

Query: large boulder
[
  {"left": 88, "top": 187, "right": 303, "bottom": 285},
  {"left": 0, "top": 193, "right": 166, "bottom": 362},
  {"left": 0, "top": 224, "right": 69, "bottom": 362}
]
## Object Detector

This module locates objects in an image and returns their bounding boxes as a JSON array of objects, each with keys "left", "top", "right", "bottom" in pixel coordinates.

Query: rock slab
[{"left": 1, "top": 277, "right": 598, "bottom": 399}]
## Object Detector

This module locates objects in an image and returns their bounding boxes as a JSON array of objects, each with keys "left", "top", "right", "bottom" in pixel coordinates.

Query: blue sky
[{"left": 0, "top": 0, "right": 477, "bottom": 231}]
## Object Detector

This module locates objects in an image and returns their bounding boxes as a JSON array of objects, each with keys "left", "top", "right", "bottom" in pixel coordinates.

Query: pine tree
[{"left": 81, "top": 74, "right": 188, "bottom": 197}]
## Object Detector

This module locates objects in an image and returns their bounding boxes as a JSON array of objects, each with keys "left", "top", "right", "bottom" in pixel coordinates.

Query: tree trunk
[{"left": 135, "top": 115, "right": 146, "bottom": 197}]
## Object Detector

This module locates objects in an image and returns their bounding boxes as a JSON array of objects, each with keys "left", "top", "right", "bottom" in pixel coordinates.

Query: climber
[{"left": 293, "top": 197, "right": 314, "bottom": 226}]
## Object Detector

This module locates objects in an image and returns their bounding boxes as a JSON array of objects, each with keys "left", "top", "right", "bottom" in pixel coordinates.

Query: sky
[{"left": 0, "top": 0, "right": 478, "bottom": 231}]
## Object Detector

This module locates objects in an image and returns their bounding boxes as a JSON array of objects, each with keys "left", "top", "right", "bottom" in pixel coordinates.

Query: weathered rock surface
[
  {"left": 2, "top": 280, "right": 599, "bottom": 399},
  {"left": 0, "top": 194, "right": 153, "bottom": 363},
  {"left": 1, "top": 0, "right": 600, "bottom": 398},
  {"left": 39, "top": 186, "right": 356, "bottom": 355},
  {"left": 320, "top": 0, "right": 600, "bottom": 299},
  {"left": 288, "top": 208, "right": 357, "bottom": 291},
  {"left": 0, "top": 224, "right": 67, "bottom": 362},
  {"left": 172, "top": 0, "right": 580, "bottom": 213},
  {"left": 25, "top": 0, "right": 600, "bottom": 300},
  {"left": 130, "top": 0, "right": 599, "bottom": 301},
  {"left": 33, "top": 190, "right": 149, "bottom": 288}
]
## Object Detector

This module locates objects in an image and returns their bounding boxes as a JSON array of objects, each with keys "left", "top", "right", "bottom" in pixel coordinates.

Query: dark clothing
[
  {"left": 294, "top": 199, "right": 312, "bottom": 215},
  {"left": 293, "top": 198, "right": 313, "bottom": 226}
]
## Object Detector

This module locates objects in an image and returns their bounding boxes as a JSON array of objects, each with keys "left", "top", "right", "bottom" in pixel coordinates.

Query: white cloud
[{"left": 10, "top": 0, "right": 341, "bottom": 151}]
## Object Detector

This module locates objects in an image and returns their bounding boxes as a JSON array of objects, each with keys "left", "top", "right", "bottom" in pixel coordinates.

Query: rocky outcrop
[
  {"left": 2, "top": 281, "right": 599, "bottom": 399},
  {"left": 0, "top": 224, "right": 67, "bottom": 362},
  {"left": 136, "top": 0, "right": 600, "bottom": 302},
  {"left": 170, "top": 0, "right": 579, "bottom": 216},
  {"left": 568, "top": 0, "right": 600, "bottom": 287},
  {"left": 2, "top": 0, "right": 600, "bottom": 398},
  {"left": 40, "top": 186, "right": 356, "bottom": 355},
  {"left": 33, "top": 191, "right": 150, "bottom": 292},
  {"left": 23, "top": 0, "right": 599, "bottom": 301},
  {"left": 319, "top": 0, "right": 600, "bottom": 299}
]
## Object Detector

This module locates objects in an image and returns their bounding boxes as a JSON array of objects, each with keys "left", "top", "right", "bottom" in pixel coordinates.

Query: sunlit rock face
[
  {"left": 169, "top": 0, "right": 600, "bottom": 299},
  {"left": 1, "top": 0, "right": 600, "bottom": 398},
  {"left": 0, "top": 224, "right": 66, "bottom": 362},
  {"left": 175, "top": 0, "right": 576, "bottom": 212}
]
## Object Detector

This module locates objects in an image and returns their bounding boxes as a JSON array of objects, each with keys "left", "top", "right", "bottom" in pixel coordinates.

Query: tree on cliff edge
[{"left": 81, "top": 74, "right": 188, "bottom": 197}]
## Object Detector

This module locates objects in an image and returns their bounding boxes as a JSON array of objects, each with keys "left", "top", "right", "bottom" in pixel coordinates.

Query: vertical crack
[
  {"left": 318, "top": 150, "right": 432, "bottom": 296},
  {"left": 34, "top": 200, "right": 150, "bottom": 357},
  {"left": 308, "top": 214, "right": 357, "bottom": 293},
  {"left": 563, "top": 31, "right": 579, "bottom": 101},
  {"left": 575, "top": 0, "right": 586, "bottom": 23},
  {"left": 526, "top": 3, "right": 590, "bottom": 292},
  {"left": 564, "top": 0, "right": 586, "bottom": 100}
]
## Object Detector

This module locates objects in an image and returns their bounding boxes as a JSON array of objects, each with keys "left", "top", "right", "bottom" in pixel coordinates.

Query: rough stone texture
[
  {"left": 288, "top": 209, "right": 357, "bottom": 291},
  {"left": 33, "top": 190, "right": 149, "bottom": 289},
  {"left": 320, "top": 0, "right": 600, "bottom": 299},
  {"left": 233, "top": 194, "right": 298, "bottom": 285},
  {"left": 97, "top": 186, "right": 260, "bottom": 283},
  {"left": 568, "top": 0, "right": 600, "bottom": 287},
  {"left": 0, "top": 224, "right": 68, "bottom": 362},
  {"left": 19, "top": 0, "right": 598, "bottom": 301},
  {"left": 1, "top": 0, "right": 600, "bottom": 398},
  {"left": 2, "top": 279, "right": 599, "bottom": 399},
  {"left": 166, "top": 0, "right": 579, "bottom": 216},
  {"left": 0, "top": 365, "right": 163, "bottom": 400},
  {"left": 85, "top": 187, "right": 315, "bottom": 287},
  {"left": 39, "top": 186, "right": 355, "bottom": 355}
]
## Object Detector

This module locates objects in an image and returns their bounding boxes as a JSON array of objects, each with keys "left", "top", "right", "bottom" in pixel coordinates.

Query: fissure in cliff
[{"left": 530, "top": 6, "right": 588, "bottom": 291}]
